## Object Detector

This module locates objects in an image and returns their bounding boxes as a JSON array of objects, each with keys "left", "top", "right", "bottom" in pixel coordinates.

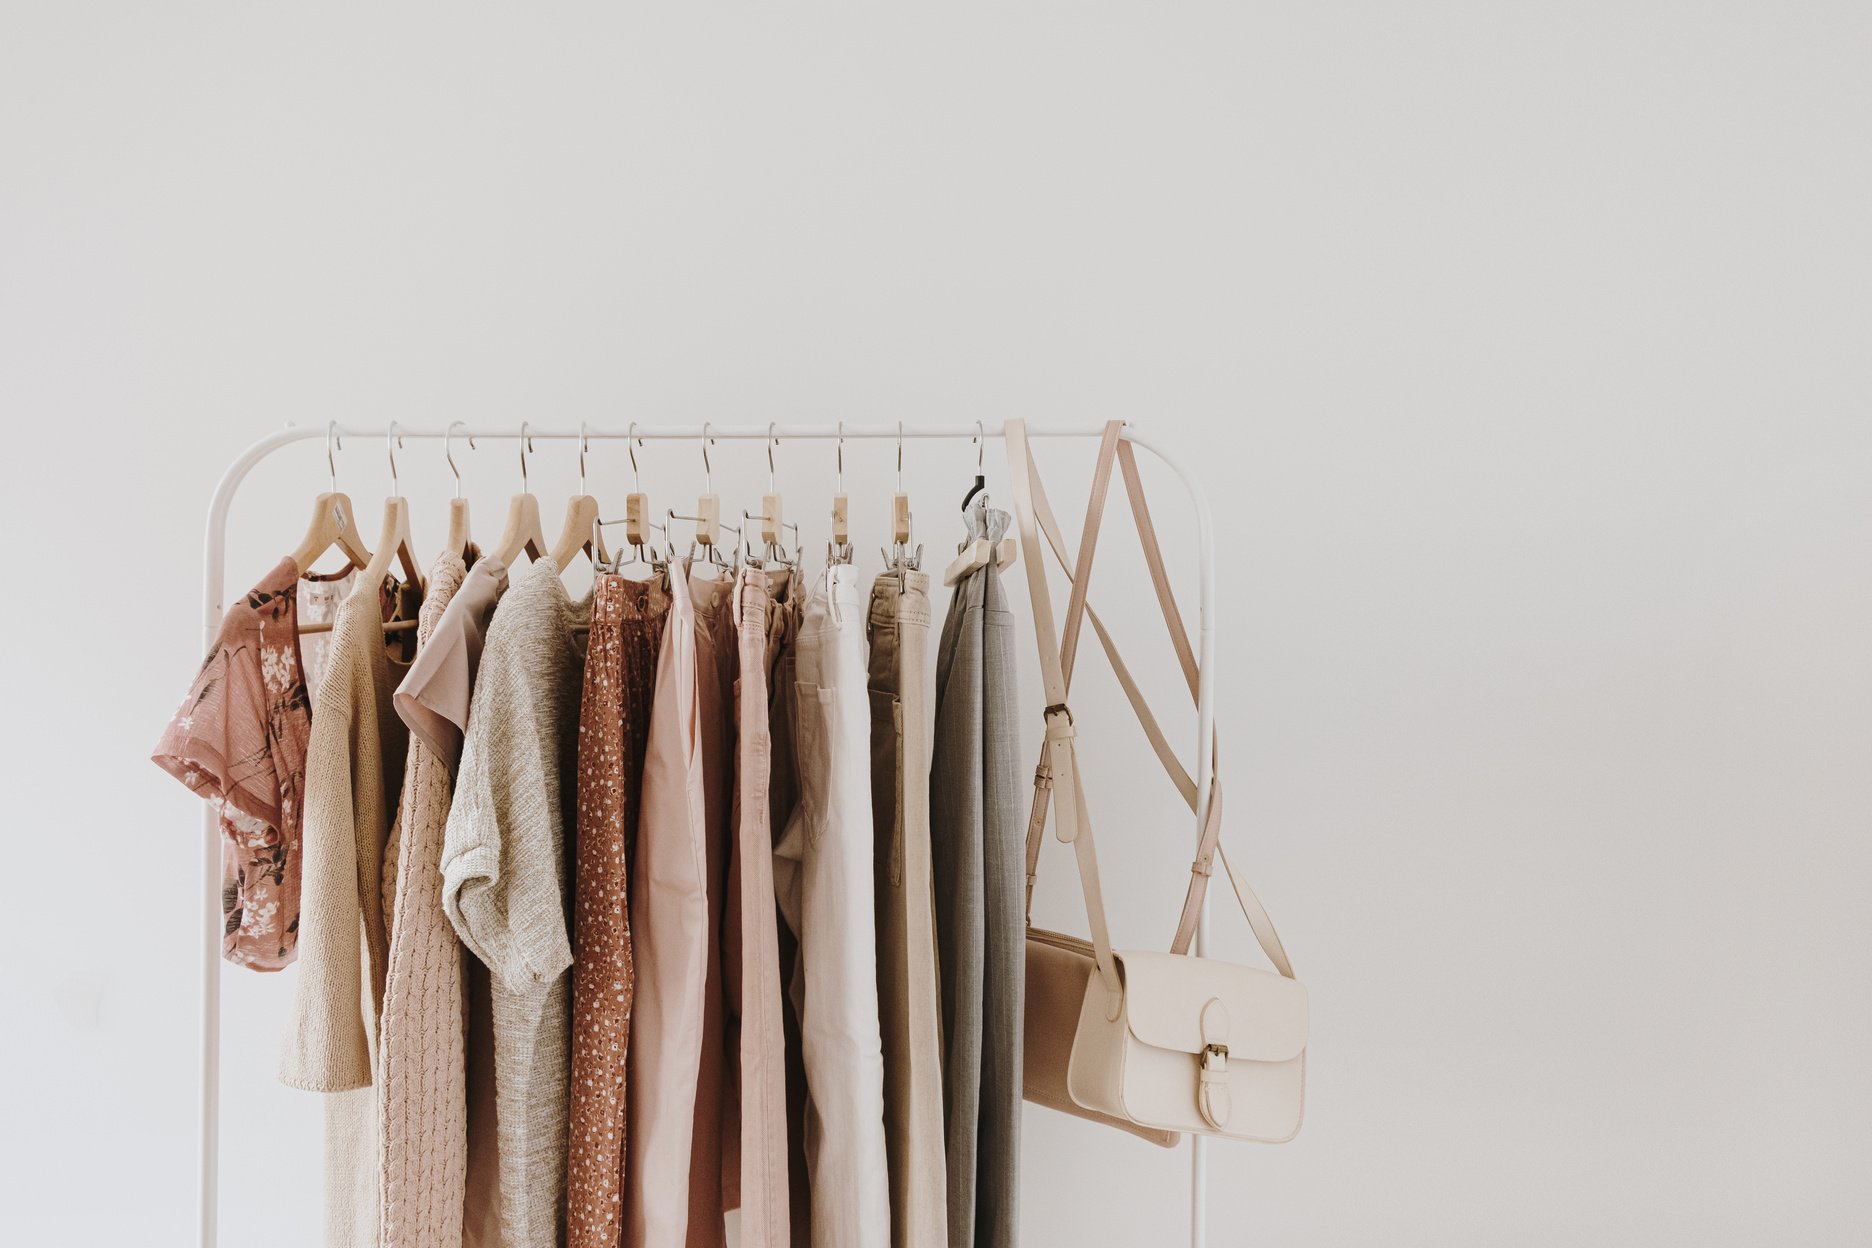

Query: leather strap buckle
[
  {"left": 1198, "top": 1041, "right": 1231, "bottom": 1129},
  {"left": 1044, "top": 701, "right": 1074, "bottom": 724}
]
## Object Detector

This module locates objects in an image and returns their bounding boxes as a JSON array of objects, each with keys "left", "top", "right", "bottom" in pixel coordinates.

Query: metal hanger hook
[
  {"left": 386, "top": 421, "right": 404, "bottom": 495},
  {"left": 519, "top": 421, "right": 534, "bottom": 494},
  {"left": 445, "top": 420, "right": 474, "bottom": 500},
  {"left": 326, "top": 421, "right": 342, "bottom": 492},
  {"left": 579, "top": 421, "right": 590, "bottom": 494},
  {"left": 897, "top": 421, "right": 905, "bottom": 492},
  {"left": 768, "top": 422, "right": 778, "bottom": 492},
  {"left": 836, "top": 421, "right": 844, "bottom": 492},
  {"left": 628, "top": 421, "right": 642, "bottom": 491},
  {"left": 701, "top": 422, "right": 715, "bottom": 492},
  {"left": 976, "top": 420, "right": 985, "bottom": 470}
]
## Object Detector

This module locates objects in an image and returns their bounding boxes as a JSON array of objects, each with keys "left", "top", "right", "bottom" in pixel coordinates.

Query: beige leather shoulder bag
[{"left": 1007, "top": 419, "right": 1307, "bottom": 1146}]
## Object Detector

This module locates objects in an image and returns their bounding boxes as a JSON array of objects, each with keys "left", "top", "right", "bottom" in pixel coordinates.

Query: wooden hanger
[
  {"left": 547, "top": 423, "right": 607, "bottom": 569},
  {"left": 444, "top": 420, "right": 473, "bottom": 560},
  {"left": 360, "top": 495, "right": 423, "bottom": 589},
  {"left": 492, "top": 423, "right": 547, "bottom": 566},
  {"left": 550, "top": 495, "right": 603, "bottom": 567},
  {"left": 356, "top": 425, "right": 424, "bottom": 590},
  {"left": 301, "top": 426, "right": 423, "bottom": 635},
  {"left": 289, "top": 424, "right": 373, "bottom": 576},
  {"left": 942, "top": 534, "right": 1018, "bottom": 586}
]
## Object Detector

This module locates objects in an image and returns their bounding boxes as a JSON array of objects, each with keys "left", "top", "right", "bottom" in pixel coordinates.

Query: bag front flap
[{"left": 1113, "top": 949, "right": 1308, "bottom": 1062}]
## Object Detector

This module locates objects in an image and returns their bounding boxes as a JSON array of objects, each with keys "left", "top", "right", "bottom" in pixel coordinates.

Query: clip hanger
[
  {"left": 884, "top": 422, "right": 921, "bottom": 571},
  {"left": 742, "top": 423, "right": 801, "bottom": 567},
  {"left": 828, "top": 422, "right": 854, "bottom": 565}
]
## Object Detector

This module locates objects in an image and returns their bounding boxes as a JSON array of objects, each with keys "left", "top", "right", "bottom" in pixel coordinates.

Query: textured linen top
[
  {"left": 282, "top": 568, "right": 422, "bottom": 1248},
  {"left": 378, "top": 551, "right": 509, "bottom": 1248},
  {"left": 441, "top": 559, "right": 590, "bottom": 1248}
]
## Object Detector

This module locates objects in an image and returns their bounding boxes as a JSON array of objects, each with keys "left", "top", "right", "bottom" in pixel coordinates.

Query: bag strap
[
  {"left": 1006, "top": 420, "right": 1295, "bottom": 980},
  {"left": 1005, "top": 419, "right": 1124, "bottom": 1007}
]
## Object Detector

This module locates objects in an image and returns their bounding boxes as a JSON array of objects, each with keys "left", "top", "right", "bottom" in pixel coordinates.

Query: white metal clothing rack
[{"left": 194, "top": 422, "right": 1220, "bottom": 1248}]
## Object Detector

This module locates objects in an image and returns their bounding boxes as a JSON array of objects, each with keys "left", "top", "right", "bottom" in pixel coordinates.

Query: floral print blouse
[{"left": 154, "top": 557, "right": 402, "bottom": 970}]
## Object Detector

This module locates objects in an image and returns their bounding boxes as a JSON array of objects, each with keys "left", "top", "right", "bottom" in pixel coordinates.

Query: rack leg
[{"left": 199, "top": 806, "right": 220, "bottom": 1248}]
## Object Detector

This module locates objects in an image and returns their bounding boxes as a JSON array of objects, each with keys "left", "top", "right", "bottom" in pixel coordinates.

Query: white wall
[{"left": 3, "top": 4, "right": 1869, "bottom": 1245}]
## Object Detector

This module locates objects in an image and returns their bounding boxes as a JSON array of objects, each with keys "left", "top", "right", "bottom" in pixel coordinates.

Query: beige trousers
[
  {"left": 867, "top": 568, "right": 949, "bottom": 1248},
  {"left": 726, "top": 567, "right": 792, "bottom": 1247},
  {"left": 773, "top": 564, "right": 892, "bottom": 1247}
]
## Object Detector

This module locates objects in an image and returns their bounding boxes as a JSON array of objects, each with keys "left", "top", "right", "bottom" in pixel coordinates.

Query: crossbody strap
[
  {"left": 1005, "top": 419, "right": 1123, "bottom": 1007},
  {"left": 1008, "top": 420, "right": 1294, "bottom": 980}
]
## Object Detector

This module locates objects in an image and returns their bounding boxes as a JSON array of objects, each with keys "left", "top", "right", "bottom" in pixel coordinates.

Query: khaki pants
[{"left": 868, "top": 568, "right": 949, "bottom": 1248}]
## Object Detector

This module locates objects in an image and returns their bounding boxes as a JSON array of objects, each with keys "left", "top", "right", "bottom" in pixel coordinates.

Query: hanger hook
[
  {"left": 976, "top": 420, "right": 985, "bottom": 470},
  {"left": 897, "top": 421, "right": 905, "bottom": 492},
  {"left": 579, "top": 421, "right": 590, "bottom": 494},
  {"left": 836, "top": 421, "right": 844, "bottom": 493},
  {"left": 519, "top": 421, "right": 533, "bottom": 494},
  {"left": 768, "top": 422, "right": 778, "bottom": 492},
  {"left": 386, "top": 421, "right": 404, "bottom": 495},
  {"left": 445, "top": 420, "right": 474, "bottom": 500},
  {"left": 326, "top": 421, "right": 342, "bottom": 493},
  {"left": 702, "top": 421, "right": 715, "bottom": 492},
  {"left": 628, "top": 421, "right": 642, "bottom": 491}
]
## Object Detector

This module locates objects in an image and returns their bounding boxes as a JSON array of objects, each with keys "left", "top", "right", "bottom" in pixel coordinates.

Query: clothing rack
[{"left": 195, "top": 421, "right": 1221, "bottom": 1248}]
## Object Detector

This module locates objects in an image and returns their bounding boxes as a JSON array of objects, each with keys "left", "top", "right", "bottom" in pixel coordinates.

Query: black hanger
[{"left": 961, "top": 421, "right": 986, "bottom": 510}]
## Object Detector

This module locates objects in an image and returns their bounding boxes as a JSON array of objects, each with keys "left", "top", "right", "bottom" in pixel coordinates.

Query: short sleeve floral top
[{"left": 154, "top": 557, "right": 403, "bottom": 970}]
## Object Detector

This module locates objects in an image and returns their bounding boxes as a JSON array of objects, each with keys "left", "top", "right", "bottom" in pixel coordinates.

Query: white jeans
[{"left": 773, "top": 564, "right": 892, "bottom": 1247}]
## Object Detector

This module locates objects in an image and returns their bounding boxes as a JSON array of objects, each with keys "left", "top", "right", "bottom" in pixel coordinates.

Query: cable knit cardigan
[{"left": 378, "top": 551, "right": 506, "bottom": 1248}]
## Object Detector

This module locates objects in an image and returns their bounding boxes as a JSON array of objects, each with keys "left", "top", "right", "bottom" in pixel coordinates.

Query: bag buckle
[
  {"left": 1044, "top": 702, "right": 1076, "bottom": 745},
  {"left": 1198, "top": 1041, "right": 1232, "bottom": 1129}
]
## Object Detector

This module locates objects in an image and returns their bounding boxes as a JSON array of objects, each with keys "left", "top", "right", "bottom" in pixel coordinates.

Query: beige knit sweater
[
  {"left": 283, "top": 573, "right": 419, "bottom": 1248},
  {"left": 441, "top": 559, "right": 589, "bottom": 1248}
]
